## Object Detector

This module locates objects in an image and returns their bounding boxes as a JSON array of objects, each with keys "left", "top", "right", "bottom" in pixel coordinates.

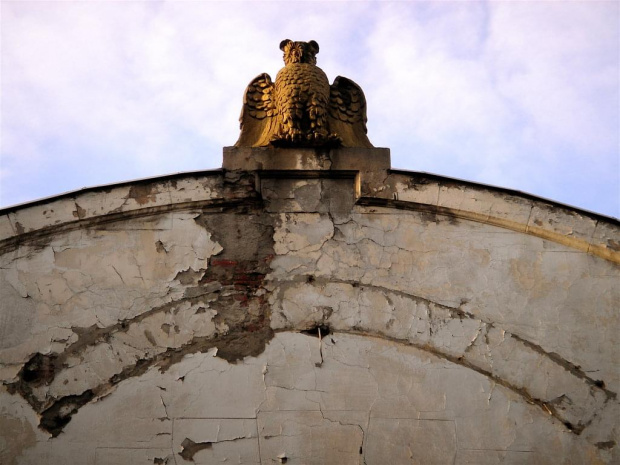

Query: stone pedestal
[
  {"left": 222, "top": 146, "right": 390, "bottom": 172},
  {"left": 223, "top": 146, "right": 390, "bottom": 200}
]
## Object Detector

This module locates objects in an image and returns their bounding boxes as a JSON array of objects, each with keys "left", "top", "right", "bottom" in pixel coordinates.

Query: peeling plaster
[{"left": 0, "top": 169, "right": 618, "bottom": 463}]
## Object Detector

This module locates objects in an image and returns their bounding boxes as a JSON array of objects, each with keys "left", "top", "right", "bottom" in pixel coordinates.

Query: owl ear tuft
[
  {"left": 308, "top": 40, "right": 319, "bottom": 54},
  {"left": 280, "top": 39, "right": 292, "bottom": 51}
]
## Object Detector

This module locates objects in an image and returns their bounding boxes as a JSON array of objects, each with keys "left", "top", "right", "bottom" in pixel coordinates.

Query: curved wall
[{"left": 1, "top": 148, "right": 618, "bottom": 464}]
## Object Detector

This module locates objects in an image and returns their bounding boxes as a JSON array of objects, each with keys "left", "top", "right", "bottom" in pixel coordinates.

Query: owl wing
[
  {"left": 234, "top": 73, "right": 278, "bottom": 147},
  {"left": 328, "top": 76, "right": 373, "bottom": 148}
]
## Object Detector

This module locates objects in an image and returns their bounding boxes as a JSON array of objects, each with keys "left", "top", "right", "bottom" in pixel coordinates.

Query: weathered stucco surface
[{"left": 1, "top": 148, "right": 618, "bottom": 464}]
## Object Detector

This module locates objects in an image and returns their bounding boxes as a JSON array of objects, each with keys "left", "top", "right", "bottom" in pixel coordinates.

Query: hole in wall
[{"left": 301, "top": 325, "right": 330, "bottom": 338}]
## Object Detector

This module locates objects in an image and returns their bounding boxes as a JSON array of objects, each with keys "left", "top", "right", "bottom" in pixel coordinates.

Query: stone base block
[{"left": 222, "top": 146, "right": 390, "bottom": 172}]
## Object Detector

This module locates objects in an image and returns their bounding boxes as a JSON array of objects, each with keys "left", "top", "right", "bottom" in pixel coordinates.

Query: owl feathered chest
[{"left": 275, "top": 63, "right": 330, "bottom": 108}]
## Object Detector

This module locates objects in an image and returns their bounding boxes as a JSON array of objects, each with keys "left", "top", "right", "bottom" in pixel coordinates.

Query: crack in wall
[
  {"left": 509, "top": 333, "right": 615, "bottom": 398},
  {"left": 3, "top": 276, "right": 616, "bottom": 448},
  {"left": 4, "top": 209, "right": 277, "bottom": 437},
  {"left": 308, "top": 278, "right": 612, "bottom": 396},
  {"left": 178, "top": 438, "right": 212, "bottom": 461},
  {"left": 270, "top": 278, "right": 616, "bottom": 439},
  {"left": 1, "top": 177, "right": 617, "bottom": 461},
  {"left": 356, "top": 197, "right": 619, "bottom": 264},
  {"left": 7, "top": 315, "right": 274, "bottom": 437},
  {"left": 0, "top": 198, "right": 262, "bottom": 256}
]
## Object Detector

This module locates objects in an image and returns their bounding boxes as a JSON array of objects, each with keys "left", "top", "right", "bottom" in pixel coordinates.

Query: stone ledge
[
  {"left": 0, "top": 162, "right": 617, "bottom": 263},
  {"left": 222, "top": 146, "right": 390, "bottom": 172}
]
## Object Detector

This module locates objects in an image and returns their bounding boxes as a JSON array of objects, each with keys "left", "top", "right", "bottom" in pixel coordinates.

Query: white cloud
[
  {"left": 486, "top": 1, "right": 619, "bottom": 155},
  {"left": 360, "top": 1, "right": 618, "bottom": 212},
  {"left": 364, "top": 3, "right": 516, "bottom": 164},
  {"left": 1, "top": 1, "right": 618, "bottom": 216}
]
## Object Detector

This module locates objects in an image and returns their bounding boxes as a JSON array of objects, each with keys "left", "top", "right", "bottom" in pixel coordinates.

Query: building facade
[{"left": 1, "top": 147, "right": 618, "bottom": 464}]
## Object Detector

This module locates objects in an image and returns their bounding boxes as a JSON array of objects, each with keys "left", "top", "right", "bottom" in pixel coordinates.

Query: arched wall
[{"left": 1, "top": 148, "right": 618, "bottom": 464}]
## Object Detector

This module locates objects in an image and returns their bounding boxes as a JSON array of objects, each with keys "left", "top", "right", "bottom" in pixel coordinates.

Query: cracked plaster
[
  {"left": 0, "top": 153, "right": 618, "bottom": 464},
  {"left": 2, "top": 333, "right": 613, "bottom": 464}
]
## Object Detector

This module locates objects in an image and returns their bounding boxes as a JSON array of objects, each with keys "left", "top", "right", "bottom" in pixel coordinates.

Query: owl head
[{"left": 280, "top": 40, "right": 319, "bottom": 66}]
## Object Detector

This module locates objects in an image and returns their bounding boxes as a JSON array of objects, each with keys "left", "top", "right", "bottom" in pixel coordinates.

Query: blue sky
[{"left": 2, "top": 1, "right": 618, "bottom": 217}]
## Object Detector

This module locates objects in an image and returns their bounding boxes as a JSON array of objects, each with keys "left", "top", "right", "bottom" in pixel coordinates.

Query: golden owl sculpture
[{"left": 235, "top": 39, "right": 373, "bottom": 148}]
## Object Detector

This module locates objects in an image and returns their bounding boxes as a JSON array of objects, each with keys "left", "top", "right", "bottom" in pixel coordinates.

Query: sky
[{"left": 1, "top": 1, "right": 619, "bottom": 218}]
